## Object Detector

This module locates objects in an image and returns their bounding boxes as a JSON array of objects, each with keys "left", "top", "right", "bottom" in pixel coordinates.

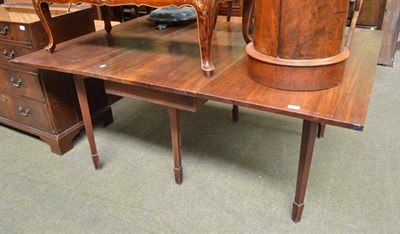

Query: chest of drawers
[{"left": 0, "top": 3, "right": 113, "bottom": 155}]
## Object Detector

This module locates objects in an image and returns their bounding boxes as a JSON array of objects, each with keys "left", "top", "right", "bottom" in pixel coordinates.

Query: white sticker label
[
  {"left": 19, "top": 25, "right": 26, "bottom": 31},
  {"left": 288, "top": 105, "right": 301, "bottom": 110},
  {"left": 99, "top": 64, "right": 107, "bottom": 68}
]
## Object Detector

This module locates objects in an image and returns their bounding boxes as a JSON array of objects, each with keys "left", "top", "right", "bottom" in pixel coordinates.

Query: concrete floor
[{"left": 1, "top": 44, "right": 399, "bottom": 233}]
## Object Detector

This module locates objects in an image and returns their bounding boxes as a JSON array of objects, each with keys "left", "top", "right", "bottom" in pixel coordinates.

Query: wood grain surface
[
  {"left": 12, "top": 18, "right": 383, "bottom": 130},
  {"left": 198, "top": 29, "right": 383, "bottom": 130},
  {"left": 12, "top": 17, "right": 247, "bottom": 95}
]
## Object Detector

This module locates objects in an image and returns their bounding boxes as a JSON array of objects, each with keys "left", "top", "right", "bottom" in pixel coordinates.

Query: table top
[
  {"left": 12, "top": 17, "right": 247, "bottom": 97},
  {"left": 12, "top": 17, "right": 383, "bottom": 130},
  {"left": 198, "top": 29, "right": 383, "bottom": 130}
]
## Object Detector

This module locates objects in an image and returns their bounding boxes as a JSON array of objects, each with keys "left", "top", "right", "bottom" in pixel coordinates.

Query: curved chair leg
[
  {"left": 100, "top": 6, "right": 112, "bottom": 33},
  {"left": 33, "top": 0, "right": 56, "bottom": 52},
  {"left": 195, "top": 4, "right": 217, "bottom": 77},
  {"left": 242, "top": 0, "right": 255, "bottom": 44}
]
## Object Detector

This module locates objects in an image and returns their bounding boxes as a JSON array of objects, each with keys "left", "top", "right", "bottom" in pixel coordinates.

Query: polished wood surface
[
  {"left": 12, "top": 18, "right": 383, "bottom": 130},
  {"left": 199, "top": 29, "right": 383, "bottom": 130},
  {"left": 32, "top": 0, "right": 232, "bottom": 75},
  {"left": 244, "top": 0, "right": 351, "bottom": 90},
  {"left": 12, "top": 17, "right": 247, "bottom": 94},
  {"left": 252, "top": 0, "right": 280, "bottom": 56},
  {"left": 105, "top": 81, "right": 207, "bottom": 112},
  {"left": 357, "top": 0, "right": 386, "bottom": 28},
  {"left": 251, "top": 0, "right": 349, "bottom": 59}
]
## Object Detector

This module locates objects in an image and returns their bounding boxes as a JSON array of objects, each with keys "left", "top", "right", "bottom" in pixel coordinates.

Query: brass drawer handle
[
  {"left": 1, "top": 95, "right": 9, "bottom": 102},
  {"left": 18, "top": 106, "right": 30, "bottom": 117},
  {"left": 3, "top": 50, "right": 15, "bottom": 60},
  {"left": 0, "top": 25, "right": 8, "bottom": 35},
  {"left": 10, "top": 78, "right": 23, "bottom": 88}
]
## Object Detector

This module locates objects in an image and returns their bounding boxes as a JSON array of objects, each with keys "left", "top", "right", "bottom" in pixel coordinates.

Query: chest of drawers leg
[{"left": 0, "top": 5, "right": 113, "bottom": 155}]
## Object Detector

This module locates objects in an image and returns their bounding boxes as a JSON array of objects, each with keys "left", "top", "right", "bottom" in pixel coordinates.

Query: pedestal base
[{"left": 246, "top": 43, "right": 349, "bottom": 91}]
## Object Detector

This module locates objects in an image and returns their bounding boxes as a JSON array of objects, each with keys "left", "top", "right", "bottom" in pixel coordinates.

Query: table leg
[
  {"left": 195, "top": 2, "right": 219, "bottom": 76},
  {"left": 292, "top": 120, "right": 318, "bottom": 222},
  {"left": 169, "top": 108, "right": 183, "bottom": 184},
  {"left": 73, "top": 75, "right": 101, "bottom": 170},
  {"left": 232, "top": 105, "right": 239, "bottom": 123},
  {"left": 317, "top": 123, "right": 326, "bottom": 138}
]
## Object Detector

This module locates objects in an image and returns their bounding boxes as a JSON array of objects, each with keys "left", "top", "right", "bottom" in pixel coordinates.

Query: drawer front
[
  {"left": 0, "top": 43, "right": 33, "bottom": 63},
  {"left": 0, "top": 65, "right": 45, "bottom": 102},
  {"left": 0, "top": 89, "right": 53, "bottom": 132},
  {"left": 0, "top": 22, "right": 31, "bottom": 43}
]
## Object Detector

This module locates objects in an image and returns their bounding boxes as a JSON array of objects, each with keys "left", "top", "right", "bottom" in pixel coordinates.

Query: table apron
[{"left": 105, "top": 81, "right": 206, "bottom": 112}]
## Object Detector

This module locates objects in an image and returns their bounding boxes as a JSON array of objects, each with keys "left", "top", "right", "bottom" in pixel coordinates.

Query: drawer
[
  {"left": 0, "top": 43, "right": 33, "bottom": 63},
  {"left": 0, "top": 89, "right": 52, "bottom": 132},
  {"left": 0, "top": 65, "right": 45, "bottom": 102},
  {"left": 0, "top": 64, "right": 45, "bottom": 102},
  {"left": 0, "top": 22, "right": 31, "bottom": 43}
]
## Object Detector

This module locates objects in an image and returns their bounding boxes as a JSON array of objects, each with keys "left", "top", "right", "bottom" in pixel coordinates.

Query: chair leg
[
  {"left": 227, "top": 1, "right": 233, "bottom": 22},
  {"left": 169, "top": 108, "right": 183, "bottom": 184},
  {"left": 232, "top": 105, "right": 239, "bottom": 123}
]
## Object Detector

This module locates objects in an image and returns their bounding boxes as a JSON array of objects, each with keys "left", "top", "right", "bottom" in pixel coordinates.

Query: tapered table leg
[
  {"left": 169, "top": 108, "right": 183, "bottom": 184},
  {"left": 74, "top": 75, "right": 101, "bottom": 170},
  {"left": 232, "top": 105, "right": 239, "bottom": 123},
  {"left": 317, "top": 123, "right": 326, "bottom": 138},
  {"left": 292, "top": 120, "right": 318, "bottom": 222}
]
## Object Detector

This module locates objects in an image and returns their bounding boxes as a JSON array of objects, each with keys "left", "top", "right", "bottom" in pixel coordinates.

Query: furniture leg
[
  {"left": 39, "top": 130, "right": 79, "bottom": 155},
  {"left": 73, "top": 75, "right": 101, "bottom": 169},
  {"left": 232, "top": 105, "right": 239, "bottom": 123},
  {"left": 195, "top": 3, "right": 217, "bottom": 76},
  {"left": 226, "top": 1, "right": 233, "bottom": 22},
  {"left": 100, "top": 6, "right": 112, "bottom": 33},
  {"left": 132, "top": 6, "right": 140, "bottom": 18},
  {"left": 242, "top": 0, "right": 254, "bottom": 44},
  {"left": 292, "top": 120, "right": 318, "bottom": 223},
  {"left": 317, "top": 123, "right": 326, "bottom": 138},
  {"left": 169, "top": 108, "right": 183, "bottom": 184},
  {"left": 33, "top": 1, "right": 56, "bottom": 52},
  {"left": 100, "top": 108, "right": 114, "bottom": 127}
]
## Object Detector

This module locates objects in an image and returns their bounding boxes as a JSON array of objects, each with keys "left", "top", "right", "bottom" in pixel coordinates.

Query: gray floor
[{"left": 1, "top": 45, "right": 399, "bottom": 233}]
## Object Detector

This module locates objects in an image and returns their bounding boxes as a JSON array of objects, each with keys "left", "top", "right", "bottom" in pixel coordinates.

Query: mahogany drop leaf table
[{"left": 12, "top": 17, "right": 383, "bottom": 223}]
